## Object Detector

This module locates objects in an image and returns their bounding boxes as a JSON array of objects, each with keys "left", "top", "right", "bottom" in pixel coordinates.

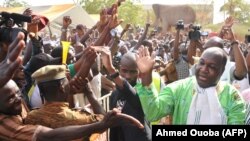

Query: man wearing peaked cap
[
  {"left": 32, "top": 65, "right": 66, "bottom": 83},
  {"left": 31, "top": 65, "right": 69, "bottom": 106},
  {"left": 27, "top": 64, "right": 106, "bottom": 140},
  {"left": 23, "top": 53, "right": 62, "bottom": 108}
]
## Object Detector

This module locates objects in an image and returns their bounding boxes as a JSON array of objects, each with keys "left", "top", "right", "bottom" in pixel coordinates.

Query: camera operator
[
  {"left": 188, "top": 24, "right": 201, "bottom": 41},
  {"left": 159, "top": 20, "right": 190, "bottom": 85},
  {"left": 172, "top": 20, "right": 190, "bottom": 80},
  {"left": 188, "top": 16, "right": 248, "bottom": 92},
  {"left": 22, "top": 9, "right": 49, "bottom": 66},
  {"left": 186, "top": 23, "right": 203, "bottom": 65},
  {"left": 0, "top": 11, "right": 31, "bottom": 62}
]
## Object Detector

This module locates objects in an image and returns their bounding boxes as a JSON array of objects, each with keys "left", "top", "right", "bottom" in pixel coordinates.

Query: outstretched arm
[
  {"left": 71, "top": 76, "right": 106, "bottom": 115},
  {"left": 187, "top": 40, "right": 197, "bottom": 65},
  {"left": 223, "top": 17, "right": 247, "bottom": 80},
  {"left": 80, "top": 23, "right": 98, "bottom": 46},
  {"left": 231, "top": 41, "right": 248, "bottom": 80},
  {"left": 134, "top": 46, "right": 175, "bottom": 122},
  {"left": 133, "top": 23, "right": 150, "bottom": 51},
  {"left": 173, "top": 29, "right": 180, "bottom": 60},
  {"left": 60, "top": 16, "right": 72, "bottom": 42},
  {"left": 0, "top": 32, "right": 24, "bottom": 88},
  {"left": 37, "top": 108, "right": 144, "bottom": 141}
]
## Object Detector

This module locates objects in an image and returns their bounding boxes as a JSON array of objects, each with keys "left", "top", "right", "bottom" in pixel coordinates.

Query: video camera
[
  {"left": 0, "top": 11, "right": 31, "bottom": 43},
  {"left": 188, "top": 24, "right": 201, "bottom": 40},
  {"left": 245, "top": 29, "right": 250, "bottom": 43},
  {"left": 176, "top": 20, "right": 184, "bottom": 30},
  {"left": 245, "top": 35, "right": 250, "bottom": 43}
]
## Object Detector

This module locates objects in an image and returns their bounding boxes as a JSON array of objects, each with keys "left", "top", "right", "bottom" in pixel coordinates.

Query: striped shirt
[{"left": 0, "top": 103, "right": 45, "bottom": 141}]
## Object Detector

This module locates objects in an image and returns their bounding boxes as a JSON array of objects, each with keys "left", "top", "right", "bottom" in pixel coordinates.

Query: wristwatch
[
  {"left": 61, "top": 28, "right": 69, "bottom": 32},
  {"left": 231, "top": 41, "right": 239, "bottom": 46},
  {"left": 108, "top": 71, "right": 120, "bottom": 80}
]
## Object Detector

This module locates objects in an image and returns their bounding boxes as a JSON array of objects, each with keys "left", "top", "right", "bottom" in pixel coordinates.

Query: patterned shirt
[
  {"left": 0, "top": 102, "right": 48, "bottom": 141},
  {"left": 175, "top": 56, "right": 190, "bottom": 80},
  {"left": 24, "top": 102, "right": 104, "bottom": 141},
  {"left": 24, "top": 102, "right": 103, "bottom": 127}
]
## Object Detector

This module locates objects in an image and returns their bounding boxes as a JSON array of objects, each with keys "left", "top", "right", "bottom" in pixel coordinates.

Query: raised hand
[
  {"left": 75, "top": 47, "right": 97, "bottom": 78},
  {"left": 70, "top": 76, "right": 88, "bottom": 94},
  {"left": 101, "top": 108, "right": 144, "bottom": 129},
  {"left": 96, "top": 46, "right": 115, "bottom": 72},
  {"left": 107, "top": 7, "right": 123, "bottom": 29},
  {"left": 23, "top": 8, "right": 32, "bottom": 16},
  {"left": 220, "top": 16, "right": 237, "bottom": 41},
  {"left": 120, "top": 23, "right": 131, "bottom": 38},
  {"left": 97, "top": 9, "right": 109, "bottom": 33},
  {"left": 101, "top": 75, "right": 115, "bottom": 92},
  {"left": 27, "top": 15, "right": 40, "bottom": 33},
  {"left": 224, "top": 16, "right": 235, "bottom": 28},
  {"left": 135, "top": 46, "right": 155, "bottom": 74},
  {"left": 0, "top": 32, "right": 25, "bottom": 88},
  {"left": 62, "top": 16, "right": 72, "bottom": 28}
]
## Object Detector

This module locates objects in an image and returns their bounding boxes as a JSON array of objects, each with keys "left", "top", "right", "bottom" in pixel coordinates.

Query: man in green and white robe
[{"left": 135, "top": 47, "right": 245, "bottom": 125}]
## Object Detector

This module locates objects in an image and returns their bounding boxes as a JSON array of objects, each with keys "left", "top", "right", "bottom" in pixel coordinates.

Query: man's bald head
[
  {"left": 120, "top": 52, "right": 139, "bottom": 86},
  {"left": 203, "top": 36, "right": 224, "bottom": 49},
  {"left": 120, "top": 52, "right": 137, "bottom": 68},
  {"left": 202, "top": 47, "right": 228, "bottom": 67}
]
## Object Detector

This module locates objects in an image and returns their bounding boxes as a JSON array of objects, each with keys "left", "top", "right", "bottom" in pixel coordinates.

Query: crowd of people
[{"left": 0, "top": 0, "right": 250, "bottom": 140}]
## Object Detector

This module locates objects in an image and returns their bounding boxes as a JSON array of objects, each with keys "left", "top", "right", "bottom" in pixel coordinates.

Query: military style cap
[{"left": 32, "top": 65, "right": 66, "bottom": 83}]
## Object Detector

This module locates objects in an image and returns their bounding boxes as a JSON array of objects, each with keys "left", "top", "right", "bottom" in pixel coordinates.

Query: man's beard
[{"left": 128, "top": 80, "right": 137, "bottom": 87}]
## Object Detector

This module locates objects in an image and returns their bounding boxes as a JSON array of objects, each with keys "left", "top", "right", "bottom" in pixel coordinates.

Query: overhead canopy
[{"left": 0, "top": 4, "right": 96, "bottom": 34}]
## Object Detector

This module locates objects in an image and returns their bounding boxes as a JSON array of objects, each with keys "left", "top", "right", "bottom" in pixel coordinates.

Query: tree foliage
[
  {"left": 2, "top": 0, "right": 29, "bottom": 7},
  {"left": 118, "top": 1, "right": 146, "bottom": 27},
  {"left": 81, "top": 0, "right": 108, "bottom": 14},
  {"left": 80, "top": 0, "right": 146, "bottom": 27},
  {"left": 220, "top": 0, "right": 250, "bottom": 23}
]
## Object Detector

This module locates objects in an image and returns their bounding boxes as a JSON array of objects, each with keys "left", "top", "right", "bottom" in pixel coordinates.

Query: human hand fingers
[{"left": 8, "top": 32, "right": 25, "bottom": 62}]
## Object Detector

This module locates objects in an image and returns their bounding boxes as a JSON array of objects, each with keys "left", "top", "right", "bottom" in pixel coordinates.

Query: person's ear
[
  {"left": 40, "top": 92, "right": 45, "bottom": 104},
  {"left": 59, "top": 80, "right": 65, "bottom": 93}
]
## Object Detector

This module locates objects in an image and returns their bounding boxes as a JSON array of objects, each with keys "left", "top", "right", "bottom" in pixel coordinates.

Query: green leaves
[
  {"left": 220, "top": 0, "right": 250, "bottom": 23},
  {"left": 81, "top": 0, "right": 146, "bottom": 27},
  {"left": 3, "top": 0, "right": 29, "bottom": 7}
]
